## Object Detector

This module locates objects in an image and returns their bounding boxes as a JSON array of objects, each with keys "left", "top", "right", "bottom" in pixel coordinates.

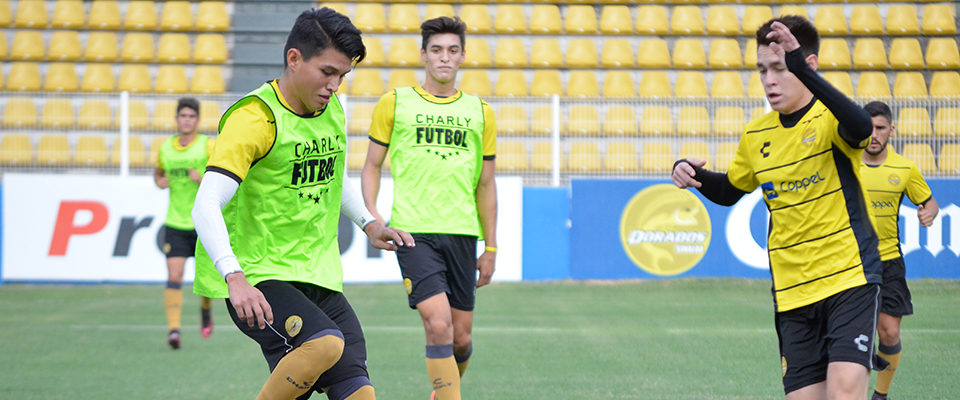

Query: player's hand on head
[
  {"left": 766, "top": 21, "right": 801, "bottom": 53},
  {"left": 477, "top": 251, "right": 495, "bottom": 288},
  {"left": 672, "top": 158, "right": 705, "bottom": 189},
  {"left": 226, "top": 272, "right": 274, "bottom": 329}
]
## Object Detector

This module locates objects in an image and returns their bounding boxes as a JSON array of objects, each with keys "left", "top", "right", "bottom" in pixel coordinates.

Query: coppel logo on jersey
[{"left": 761, "top": 171, "right": 826, "bottom": 200}]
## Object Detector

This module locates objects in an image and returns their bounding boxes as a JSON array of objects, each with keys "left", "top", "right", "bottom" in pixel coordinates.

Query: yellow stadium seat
[
  {"left": 52, "top": 0, "right": 84, "bottom": 29},
  {"left": 2, "top": 98, "right": 38, "bottom": 128},
  {"left": 641, "top": 142, "right": 674, "bottom": 173},
  {"left": 935, "top": 108, "right": 959, "bottom": 138},
  {"left": 14, "top": 0, "right": 47, "bottom": 28},
  {"left": 496, "top": 141, "right": 529, "bottom": 172},
  {"left": 566, "top": 5, "right": 598, "bottom": 34},
  {"left": 531, "top": 39, "right": 563, "bottom": 68},
  {"left": 158, "top": 33, "right": 191, "bottom": 63},
  {"left": 148, "top": 135, "right": 172, "bottom": 166},
  {"left": 0, "top": 31, "right": 7, "bottom": 59},
  {"left": 358, "top": 37, "right": 384, "bottom": 68},
  {"left": 930, "top": 72, "right": 960, "bottom": 100},
  {"left": 922, "top": 5, "right": 957, "bottom": 35},
  {"left": 347, "top": 103, "right": 375, "bottom": 136},
  {"left": 600, "top": 39, "right": 635, "bottom": 69},
  {"left": 640, "top": 105, "right": 674, "bottom": 136},
  {"left": 127, "top": 101, "right": 150, "bottom": 131},
  {"left": 531, "top": 70, "right": 563, "bottom": 96},
  {"left": 120, "top": 32, "right": 155, "bottom": 63},
  {"left": 10, "top": 31, "right": 44, "bottom": 61},
  {"left": 747, "top": 71, "right": 765, "bottom": 99},
  {"left": 893, "top": 72, "right": 928, "bottom": 100},
  {"left": 638, "top": 71, "right": 672, "bottom": 99},
  {"left": 196, "top": 1, "right": 229, "bottom": 32},
  {"left": 714, "top": 142, "right": 737, "bottom": 173},
  {"left": 41, "top": 98, "right": 75, "bottom": 129},
  {"left": 819, "top": 38, "right": 851, "bottom": 70},
  {"left": 191, "top": 66, "right": 225, "bottom": 94},
  {"left": 110, "top": 136, "right": 147, "bottom": 167},
  {"left": 939, "top": 143, "right": 960, "bottom": 174},
  {"left": 823, "top": 72, "right": 854, "bottom": 98},
  {"left": 637, "top": 39, "right": 671, "bottom": 69},
  {"left": 709, "top": 39, "right": 743, "bottom": 69},
  {"left": 0, "top": 134, "right": 34, "bottom": 166},
  {"left": 706, "top": 6, "right": 738, "bottom": 36},
  {"left": 494, "top": 38, "right": 527, "bottom": 68},
  {"left": 462, "top": 4, "right": 492, "bottom": 34},
  {"left": 85, "top": 32, "right": 119, "bottom": 62},
  {"left": 345, "top": 139, "right": 368, "bottom": 171},
  {"left": 814, "top": 6, "right": 848, "bottom": 36},
  {"left": 898, "top": 108, "right": 933, "bottom": 138},
  {"left": 494, "top": 5, "right": 527, "bottom": 34},
  {"left": 125, "top": 1, "right": 158, "bottom": 30},
  {"left": 567, "top": 106, "right": 601, "bottom": 136},
  {"left": 600, "top": 6, "right": 633, "bottom": 35},
  {"left": 856, "top": 72, "right": 891, "bottom": 100},
  {"left": 677, "top": 106, "right": 710, "bottom": 136},
  {"left": 679, "top": 141, "right": 711, "bottom": 168},
  {"left": 853, "top": 38, "right": 888, "bottom": 70},
  {"left": 424, "top": 4, "right": 454, "bottom": 21},
  {"left": 88, "top": 0, "right": 121, "bottom": 30},
  {"left": 464, "top": 38, "right": 491, "bottom": 68},
  {"left": 198, "top": 101, "right": 221, "bottom": 133},
  {"left": 531, "top": 106, "right": 553, "bottom": 137},
  {"left": 603, "top": 106, "right": 637, "bottom": 136},
  {"left": 778, "top": 5, "right": 808, "bottom": 20},
  {"left": 155, "top": 65, "right": 187, "bottom": 94},
  {"left": 605, "top": 142, "right": 639, "bottom": 172},
  {"left": 568, "top": 142, "right": 601, "bottom": 172},
  {"left": 712, "top": 71, "right": 744, "bottom": 99},
  {"left": 497, "top": 105, "right": 528, "bottom": 136},
  {"left": 160, "top": 1, "right": 193, "bottom": 31},
  {"left": 350, "top": 69, "right": 384, "bottom": 96},
  {"left": 81, "top": 64, "right": 116, "bottom": 93},
  {"left": 926, "top": 38, "right": 960, "bottom": 70},
  {"left": 118, "top": 64, "right": 151, "bottom": 93},
  {"left": 567, "top": 39, "right": 598, "bottom": 69},
  {"left": 714, "top": 106, "right": 745, "bottom": 136},
  {"left": 850, "top": 5, "right": 883, "bottom": 35},
  {"left": 43, "top": 63, "right": 79, "bottom": 92},
  {"left": 387, "top": 38, "right": 422, "bottom": 68},
  {"left": 675, "top": 71, "right": 708, "bottom": 99},
  {"left": 603, "top": 71, "right": 636, "bottom": 97},
  {"left": 887, "top": 5, "right": 919, "bottom": 36},
  {"left": 751, "top": 106, "right": 768, "bottom": 122},
  {"left": 6, "top": 62, "right": 42, "bottom": 92},
  {"left": 743, "top": 6, "right": 773, "bottom": 37},
  {"left": 195, "top": 34, "right": 227, "bottom": 64},
  {"left": 0, "top": 0, "right": 9, "bottom": 27},
  {"left": 674, "top": 39, "right": 706, "bottom": 69},
  {"left": 388, "top": 4, "right": 419, "bottom": 33},
  {"left": 459, "top": 70, "right": 492, "bottom": 97},
  {"left": 744, "top": 39, "right": 758, "bottom": 68},
  {"left": 890, "top": 38, "right": 925, "bottom": 70},
  {"left": 567, "top": 71, "right": 599, "bottom": 98},
  {"left": 78, "top": 100, "right": 112, "bottom": 130},
  {"left": 495, "top": 70, "right": 528, "bottom": 97},
  {"left": 901, "top": 143, "right": 936, "bottom": 174},
  {"left": 532, "top": 141, "right": 564, "bottom": 172},
  {"left": 354, "top": 4, "right": 385, "bottom": 33},
  {"left": 530, "top": 5, "right": 562, "bottom": 35},
  {"left": 386, "top": 69, "right": 418, "bottom": 92},
  {"left": 151, "top": 102, "right": 178, "bottom": 132},
  {"left": 75, "top": 135, "right": 109, "bottom": 167},
  {"left": 37, "top": 135, "right": 71, "bottom": 166},
  {"left": 672, "top": 6, "right": 704, "bottom": 35},
  {"left": 636, "top": 6, "right": 669, "bottom": 35}
]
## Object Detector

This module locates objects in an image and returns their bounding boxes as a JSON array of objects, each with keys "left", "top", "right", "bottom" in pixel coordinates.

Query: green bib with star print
[
  {"left": 388, "top": 86, "right": 485, "bottom": 237},
  {"left": 159, "top": 134, "right": 209, "bottom": 230},
  {"left": 194, "top": 82, "right": 346, "bottom": 298}
]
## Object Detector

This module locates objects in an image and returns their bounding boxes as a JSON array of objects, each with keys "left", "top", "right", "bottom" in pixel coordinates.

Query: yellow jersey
[{"left": 859, "top": 150, "right": 932, "bottom": 261}]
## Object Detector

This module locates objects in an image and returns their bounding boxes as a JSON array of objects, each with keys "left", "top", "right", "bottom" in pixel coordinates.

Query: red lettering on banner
[{"left": 48, "top": 201, "right": 110, "bottom": 256}]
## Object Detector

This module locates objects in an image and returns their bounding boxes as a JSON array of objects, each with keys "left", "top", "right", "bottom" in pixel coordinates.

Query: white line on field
[{"left": 68, "top": 325, "right": 566, "bottom": 334}]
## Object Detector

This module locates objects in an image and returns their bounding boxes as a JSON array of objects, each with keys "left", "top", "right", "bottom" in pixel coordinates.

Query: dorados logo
[
  {"left": 888, "top": 173, "right": 901, "bottom": 186},
  {"left": 801, "top": 129, "right": 817, "bottom": 147},
  {"left": 619, "top": 184, "right": 711, "bottom": 276}
]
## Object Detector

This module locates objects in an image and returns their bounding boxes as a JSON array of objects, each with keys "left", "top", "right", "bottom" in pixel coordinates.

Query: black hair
[
  {"left": 176, "top": 97, "right": 199, "bottom": 116},
  {"left": 864, "top": 101, "right": 893, "bottom": 124},
  {"left": 420, "top": 16, "right": 467, "bottom": 51},
  {"left": 756, "top": 15, "right": 820, "bottom": 58},
  {"left": 284, "top": 7, "right": 366, "bottom": 68}
]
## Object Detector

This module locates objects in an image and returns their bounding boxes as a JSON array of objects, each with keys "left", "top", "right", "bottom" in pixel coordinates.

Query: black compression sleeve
[
  {"left": 674, "top": 160, "right": 748, "bottom": 206},
  {"left": 784, "top": 49, "right": 872, "bottom": 145}
]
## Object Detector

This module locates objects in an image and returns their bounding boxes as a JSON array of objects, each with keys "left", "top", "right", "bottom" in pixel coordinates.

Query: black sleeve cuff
[
  {"left": 674, "top": 159, "right": 748, "bottom": 207},
  {"left": 368, "top": 136, "right": 389, "bottom": 148},
  {"left": 483, "top": 155, "right": 496, "bottom": 161},
  {"left": 206, "top": 166, "right": 242, "bottom": 184}
]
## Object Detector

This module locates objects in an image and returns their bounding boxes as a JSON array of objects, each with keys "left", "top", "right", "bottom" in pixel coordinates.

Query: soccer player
[
  {"left": 154, "top": 97, "right": 215, "bottom": 349},
  {"left": 858, "top": 101, "right": 939, "bottom": 400},
  {"left": 191, "top": 8, "right": 413, "bottom": 400},
  {"left": 672, "top": 17, "right": 884, "bottom": 400},
  {"left": 360, "top": 16, "right": 497, "bottom": 400}
]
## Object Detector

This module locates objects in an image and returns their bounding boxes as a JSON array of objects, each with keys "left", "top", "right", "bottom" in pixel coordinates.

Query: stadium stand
[
  {"left": 901, "top": 143, "right": 936, "bottom": 174},
  {"left": 158, "top": 33, "right": 191, "bottom": 63},
  {"left": 814, "top": 6, "right": 848, "bottom": 36},
  {"left": 853, "top": 39, "right": 888, "bottom": 70},
  {"left": 889, "top": 38, "right": 925, "bottom": 70},
  {"left": 40, "top": 98, "right": 76, "bottom": 129},
  {"left": 52, "top": 0, "right": 85, "bottom": 29},
  {"left": 602, "top": 71, "right": 636, "bottom": 98},
  {"left": 495, "top": 5, "right": 526, "bottom": 34},
  {"left": 459, "top": 70, "right": 492, "bottom": 97},
  {"left": 44, "top": 63, "right": 80, "bottom": 92},
  {"left": 0, "top": 133, "right": 34, "bottom": 166},
  {"left": 742, "top": 6, "right": 772, "bottom": 37},
  {"left": 638, "top": 72, "right": 672, "bottom": 99},
  {"left": 461, "top": 4, "right": 492, "bottom": 34},
  {"left": 709, "top": 39, "right": 743, "bottom": 70},
  {"left": 494, "top": 70, "right": 528, "bottom": 97},
  {"left": 714, "top": 106, "right": 746, "bottom": 137},
  {"left": 78, "top": 100, "right": 113, "bottom": 130},
  {"left": 640, "top": 106, "right": 674, "bottom": 136},
  {"left": 706, "top": 6, "right": 739, "bottom": 36},
  {"left": 641, "top": 142, "right": 674, "bottom": 173},
  {"left": 464, "top": 38, "right": 491, "bottom": 68},
  {"left": 565, "top": 5, "right": 598, "bottom": 35},
  {"left": 14, "top": 0, "right": 47, "bottom": 28},
  {"left": 160, "top": 1, "right": 194, "bottom": 31},
  {"left": 530, "top": 5, "right": 562, "bottom": 35},
  {"left": 37, "top": 134, "right": 71, "bottom": 166},
  {"left": 388, "top": 4, "right": 420, "bottom": 33},
  {"left": 931, "top": 72, "right": 960, "bottom": 99},
  {"left": 637, "top": 39, "right": 671, "bottom": 69},
  {"left": 636, "top": 6, "right": 668, "bottom": 35},
  {"left": 530, "top": 39, "right": 563, "bottom": 68},
  {"left": 939, "top": 144, "right": 960, "bottom": 174},
  {"left": 922, "top": 5, "right": 956, "bottom": 36},
  {"left": 850, "top": 5, "right": 883, "bottom": 35},
  {"left": 603, "top": 106, "right": 638, "bottom": 136},
  {"left": 80, "top": 64, "right": 117, "bottom": 93},
  {"left": 88, "top": 0, "right": 121, "bottom": 30},
  {"left": 567, "top": 71, "right": 599, "bottom": 98},
  {"left": 498, "top": 105, "right": 529, "bottom": 136},
  {"left": 601, "top": 39, "right": 635, "bottom": 69},
  {"left": 605, "top": 142, "right": 639, "bottom": 173},
  {"left": 48, "top": 31, "right": 82, "bottom": 61},
  {"left": 677, "top": 106, "right": 711, "bottom": 136},
  {"left": 75, "top": 135, "right": 109, "bottom": 167},
  {"left": 893, "top": 72, "right": 929, "bottom": 101},
  {"left": 898, "top": 107, "right": 934, "bottom": 138},
  {"left": 567, "top": 39, "right": 599, "bottom": 69},
  {"left": 712, "top": 72, "right": 745, "bottom": 100},
  {"left": 935, "top": 108, "right": 959, "bottom": 138},
  {"left": 125, "top": 1, "right": 158, "bottom": 31},
  {"left": 85, "top": 32, "right": 120, "bottom": 62},
  {"left": 10, "top": 31, "right": 43, "bottom": 61},
  {"left": 673, "top": 39, "right": 706, "bottom": 69},
  {"left": 496, "top": 141, "right": 529, "bottom": 172},
  {"left": 679, "top": 141, "right": 711, "bottom": 169},
  {"left": 424, "top": 4, "right": 454, "bottom": 21},
  {"left": 568, "top": 142, "right": 601, "bottom": 172},
  {"left": 823, "top": 72, "right": 854, "bottom": 98},
  {"left": 355, "top": 4, "right": 386, "bottom": 33},
  {"left": 887, "top": 5, "right": 920, "bottom": 36},
  {"left": 531, "top": 70, "right": 563, "bottom": 97},
  {"left": 110, "top": 136, "right": 147, "bottom": 168},
  {"left": 926, "top": 38, "right": 960, "bottom": 70},
  {"left": 600, "top": 6, "right": 633, "bottom": 35},
  {"left": 675, "top": 71, "right": 708, "bottom": 99},
  {"left": 387, "top": 37, "right": 421, "bottom": 68},
  {"left": 819, "top": 38, "right": 852, "bottom": 70},
  {"left": 857, "top": 72, "right": 892, "bottom": 100},
  {"left": 566, "top": 105, "right": 601, "bottom": 136},
  {"left": 386, "top": 69, "right": 418, "bottom": 92}
]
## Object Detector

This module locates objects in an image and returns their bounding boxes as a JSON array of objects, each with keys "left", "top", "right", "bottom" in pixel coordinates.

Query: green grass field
[{"left": 1, "top": 279, "right": 957, "bottom": 399}]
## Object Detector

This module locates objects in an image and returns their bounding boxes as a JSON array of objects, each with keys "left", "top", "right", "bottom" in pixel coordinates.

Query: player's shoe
[
  {"left": 430, "top": 390, "right": 436, "bottom": 400},
  {"left": 201, "top": 309, "right": 213, "bottom": 339},
  {"left": 168, "top": 330, "right": 181, "bottom": 350},
  {"left": 871, "top": 392, "right": 888, "bottom": 400}
]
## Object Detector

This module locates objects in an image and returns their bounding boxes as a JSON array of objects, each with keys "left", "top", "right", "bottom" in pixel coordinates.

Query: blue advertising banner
[{"left": 570, "top": 179, "right": 960, "bottom": 280}]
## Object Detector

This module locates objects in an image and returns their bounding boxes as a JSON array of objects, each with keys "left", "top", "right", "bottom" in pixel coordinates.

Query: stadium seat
[
  {"left": 350, "top": 69, "right": 384, "bottom": 96},
  {"left": 751, "top": 106, "right": 768, "bottom": 122},
  {"left": 675, "top": 71, "right": 708, "bottom": 99},
  {"left": 714, "top": 106, "right": 745, "bottom": 136},
  {"left": 158, "top": 33, "right": 191, "bottom": 63},
  {"left": 636, "top": 6, "right": 669, "bottom": 35},
  {"left": 160, "top": 1, "right": 193, "bottom": 31},
  {"left": 85, "top": 32, "right": 119, "bottom": 62},
  {"left": 567, "top": 107, "right": 601, "bottom": 136},
  {"left": 705, "top": 6, "right": 738, "bottom": 36},
  {"left": 462, "top": 4, "right": 493, "bottom": 34},
  {"left": 672, "top": 6, "right": 704, "bottom": 35},
  {"left": 889, "top": 39, "right": 925, "bottom": 70},
  {"left": 75, "top": 135, "right": 109, "bottom": 167},
  {"left": 712, "top": 71, "right": 745, "bottom": 99},
  {"left": 531, "top": 39, "right": 563, "bottom": 68},
  {"left": 195, "top": 34, "right": 227, "bottom": 64},
  {"left": 0, "top": 134, "right": 34, "bottom": 166},
  {"left": 856, "top": 72, "right": 891, "bottom": 100},
  {"left": 2, "top": 98, "right": 38, "bottom": 128},
  {"left": 496, "top": 141, "right": 529, "bottom": 172},
  {"left": 887, "top": 5, "right": 920, "bottom": 35},
  {"left": 494, "top": 5, "right": 526, "bottom": 34},
  {"left": 463, "top": 38, "right": 492, "bottom": 68},
  {"left": 677, "top": 106, "right": 710, "bottom": 136},
  {"left": 898, "top": 107, "right": 933, "bottom": 137},
  {"left": 568, "top": 142, "right": 601, "bottom": 172},
  {"left": 354, "top": 4, "right": 386, "bottom": 33},
  {"left": 637, "top": 39, "right": 671, "bottom": 69},
  {"left": 641, "top": 142, "right": 674, "bottom": 173},
  {"left": 118, "top": 64, "right": 152, "bottom": 93},
  {"left": 638, "top": 71, "right": 672, "bottom": 99},
  {"left": 603, "top": 71, "right": 637, "bottom": 97},
  {"left": 347, "top": 103, "right": 375, "bottom": 136},
  {"left": 345, "top": 139, "right": 368, "bottom": 171},
  {"left": 600, "top": 6, "right": 633, "bottom": 35},
  {"left": 80, "top": 64, "right": 116, "bottom": 93},
  {"left": 37, "top": 135, "right": 71, "bottom": 166},
  {"left": 742, "top": 7, "right": 773, "bottom": 37},
  {"left": 14, "top": 0, "right": 47, "bottom": 28},
  {"left": 601, "top": 39, "right": 635, "bottom": 69},
  {"left": 530, "top": 5, "right": 562, "bottom": 34},
  {"left": 52, "top": 0, "right": 84, "bottom": 29},
  {"left": 424, "top": 4, "right": 455, "bottom": 21},
  {"left": 901, "top": 143, "right": 936, "bottom": 174},
  {"left": 191, "top": 66, "right": 225, "bottom": 94},
  {"left": 778, "top": 5, "right": 808, "bottom": 20},
  {"left": 387, "top": 38, "right": 422, "bottom": 68},
  {"left": 603, "top": 106, "right": 638, "bottom": 136},
  {"left": 6, "top": 62, "right": 42, "bottom": 92},
  {"left": 747, "top": 72, "right": 765, "bottom": 99},
  {"left": 196, "top": 1, "right": 228, "bottom": 32},
  {"left": 567, "top": 39, "right": 599, "bottom": 69},
  {"left": 388, "top": 4, "right": 419, "bottom": 33},
  {"left": 125, "top": 1, "right": 158, "bottom": 30},
  {"left": 935, "top": 108, "right": 959, "bottom": 138},
  {"left": 893, "top": 72, "right": 929, "bottom": 100},
  {"left": 120, "top": 33, "right": 155, "bottom": 63},
  {"left": 673, "top": 39, "right": 706, "bottom": 69},
  {"left": 922, "top": 5, "right": 956, "bottom": 35},
  {"left": 198, "top": 101, "right": 221, "bottom": 133},
  {"left": 926, "top": 38, "right": 960, "bottom": 70},
  {"left": 531, "top": 106, "right": 553, "bottom": 136},
  {"left": 744, "top": 39, "right": 758, "bottom": 68},
  {"left": 151, "top": 102, "right": 177, "bottom": 131},
  {"left": 78, "top": 100, "right": 112, "bottom": 130},
  {"left": 110, "top": 136, "right": 147, "bottom": 167},
  {"left": 930, "top": 72, "right": 960, "bottom": 99},
  {"left": 0, "top": 0, "right": 9, "bottom": 27},
  {"left": 714, "top": 142, "right": 737, "bottom": 173},
  {"left": 497, "top": 105, "right": 528, "bottom": 136},
  {"left": 127, "top": 101, "right": 150, "bottom": 131},
  {"left": 359, "top": 37, "right": 384, "bottom": 68},
  {"left": 853, "top": 39, "right": 889, "bottom": 70},
  {"left": 823, "top": 72, "right": 854, "bottom": 98},
  {"left": 566, "top": 5, "right": 598, "bottom": 34},
  {"left": 10, "top": 31, "right": 44, "bottom": 61},
  {"left": 494, "top": 70, "right": 529, "bottom": 97},
  {"left": 814, "top": 6, "right": 848, "bottom": 36},
  {"left": 605, "top": 142, "right": 639, "bottom": 172},
  {"left": 155, "top": 65, "right": 188, "bottom": 94},
  {"left": 459, "top": 70, "right": 492, "bottom": 97},
  {"left": 939, "top": 143, "right": 960, "bottom": 174},
  {"left": 40, "top": 98, "right": 75, "bottom": 129},
  {"left": 0, "top": 31, "right": 7, "bottom": 59},
  {"left": 494, "top": 38, "right": 527, "bottom": 68},
  {"left": 567, "top": 71, "right": 599, "bottom": 98},
  {"left": 531, "top": 70, "right": 563, "bottom": 96},
  {"left": 818, "top": 39, "right": 851, "bottom": 70},
  {"left": 43, "top": 63, "right": 79, "bottom": 92},
  {"left": 679, "top": 142, "right": 711, "bottom": 168},
  {"left": 386, "top": 69, "right": 418, "bottom": 92},
  {"left": 532, "top": 141, "right": 564, "bottom": 172},
  {"left": 709, "top": 39, "right": 743, "bottom": 69},
  {"left": 640, "top": 105, "right": 674, "bottom": 136},
  {"left": 88, "top": 0, "right": 121, "bottom": 30},
  {"left": 850, "top": 5, "right": 883, "bottom": 35}
]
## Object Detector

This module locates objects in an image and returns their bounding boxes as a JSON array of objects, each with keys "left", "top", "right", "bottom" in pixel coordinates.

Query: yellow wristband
[{"left": 485, "top": 246, "right": 497, "bottom": 253}]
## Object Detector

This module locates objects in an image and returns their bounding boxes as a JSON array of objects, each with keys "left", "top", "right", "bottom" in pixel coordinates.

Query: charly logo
[
  {"left": 285, "top": 315, "right": 303, "bottom": 337},
  {"left": 413, "top": 113, "right": 475, "bottom": 161},
  {"left": 619, "top": 184, "right": 711, "bottom": 276},
  {"left": 888, "top": 173, "right": 901, "bottom": 186},
  {"left": 289, "top": 138, "right": 342, "bottom": 206},
  {"left": 404, "top": 278, "right": 413, "bottom": 294},
  {"left": 801, "top": 129, "right": 817, "bottom": 147}
]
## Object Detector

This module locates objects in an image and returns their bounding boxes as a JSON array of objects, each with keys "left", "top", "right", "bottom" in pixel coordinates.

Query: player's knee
[
  {"left": 877, "top": 324, "right": 900, "bottom": 346},
  {"left": 299, "top": 330, "right": 345, "bottom": 375},
  {"left": 425, "top": 316, "right": 453, "bottom": 339},
  {"left": 326, "top": 376, "right": 374, "bottom": 400},
  {"left": 453, "top": 332, "right": 471, "bottom": 351}
]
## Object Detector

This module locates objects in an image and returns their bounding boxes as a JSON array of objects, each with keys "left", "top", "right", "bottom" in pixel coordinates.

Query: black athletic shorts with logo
[
  {"left": 162, "top": 225, "right": 198, "bottom": 259},
  {"left": 396, "top": 234, "right": 478, "bottom": 311},
  {"left": 776, "top": 283, "right": 884, "bottom": 394},
  {"left": 880, "top": 257, "right": 914, "bottom": 317},
  {"left": 226, "top": 280, "right": 369, "bottom": 395}
]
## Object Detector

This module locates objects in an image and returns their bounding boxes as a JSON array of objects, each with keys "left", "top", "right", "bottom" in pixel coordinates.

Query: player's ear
[
  {"left": 286, "top": 48, "right": 302, "bottom": 71},
  {"left": 805, "top": 53, "right": 819, "bottom": 71},
  {"left": 421, "top": 48, "right": 427, "bottom": 64}
]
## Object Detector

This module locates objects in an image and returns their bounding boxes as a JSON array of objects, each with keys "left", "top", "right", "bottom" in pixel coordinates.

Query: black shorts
[
  {"left": 880, "top": 257, "right": 914, "bottom": 317},
  {"left": 776, "top": 283, "right": 883, "bottom": 394},
  {"left": 226, "top": 280, "right": 369, "bottom": 394},
  {"left": 396, "top": 234, "right": 478, "bottom": 311},
  {"left": 161, "top": 225, "right": 197, "bottom": 259}
]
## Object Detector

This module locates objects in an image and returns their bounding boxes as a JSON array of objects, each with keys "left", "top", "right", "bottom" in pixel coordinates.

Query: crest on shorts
[
  {"left": 285, "top": 315, "right": 303, "bottom": 337},
  {"left": 404, "top": 278, "right": 413, "bottom": 294},
  {"left": 162, "top": 243, "right": 171, "bottom": 254},
  {"left": 781, "top": 356, "right": 788, "bottom": 376}
]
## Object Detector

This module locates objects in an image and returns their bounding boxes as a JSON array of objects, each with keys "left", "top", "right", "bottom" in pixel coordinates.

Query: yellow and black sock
[
  {"left": 426, "top": 344, "right": 460, "bottom": 400},
  {"left": 454, "top": 344, "right": 472, "bottom": 377},
  {"left": 874, "top": 340, "right": 902, "bottom": 399},
  {"left": 200, "top": 297, "right": 212, "bottom": 327},
  {"left": 164, "top": 282, "right": 183, "bottom": 332},
  {"left": 256, "top": 332, "right": 345, "bottom": 400}
]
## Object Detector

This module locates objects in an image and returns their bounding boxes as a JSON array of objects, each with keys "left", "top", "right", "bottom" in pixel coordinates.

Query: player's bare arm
[
  {"left": 476, "top": 159, "right": 497, "bottom": 287},
  {"left": 361, "top": 141, "right": 389, "bottom": 223},
  {"left": 918, "top": 197, "right": 939, "bottom": 228},
  {"left": 225, "top": 271, "right": 273, "bottom": 329},
  {"left": 672, "top": 158, "right": 706, "bottom": 189}
]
